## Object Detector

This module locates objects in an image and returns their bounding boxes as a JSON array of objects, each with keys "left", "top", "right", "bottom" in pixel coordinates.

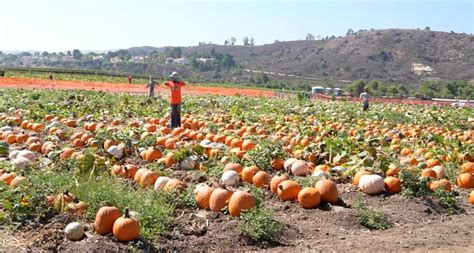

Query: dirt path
[{"left": 0, "top": 77, "right": 276, "bottom": 97}]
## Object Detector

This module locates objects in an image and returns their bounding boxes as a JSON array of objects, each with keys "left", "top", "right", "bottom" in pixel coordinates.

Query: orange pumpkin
[
  {"left": 384, "top": 176, "right": 402, "bottom": 193},
  {"left": 209, "top": 187, "right": 233, "bottom": 212},
  {"left": 469, "top": 191, "right": 474, "bottom": 205},
  {"left": 223, "top": 163, "right": 243, "bottom": 174},
  {"left": 228, "top": 190, "right": 256, "bottom": 217},
  {"left": 271, "top": 158, "right": 284, "bottom": 171},
  {"left": 164, "top": 178, "right": 186, "bottom": 192},
  {"left": 195, "top": 185, "right": 214, "bottom": 210},
  {"left": 241, "top": 166, "right": 260, "bottom": 183},
  {"left": 252, "top": 171, "right": 271, "bottom": 188},
  {"left": 429, "top": 179, "right": 452, "bottom": 192},
  {"left": 297, "top": 187, "right": 321, "bottom": 208},
  {"left": 139, "top": 170, "right": 158, "bottom": 187},
  {"left": 460, "top": 162, "right": 474, "bottom": 173},
  {"left": 456, "top": 173, "right": 474, "bottom": 189},
  {"left": 142, "top": 147, "right": 162, "bottom": 162},
  {"left": 270, "top": 173, "right": 288, "bottom": 193},
  {"left": 277, "top": 180, "right": 301, "bottom": 201},
  {"left": 112, "top": 208, "right": 140, "bottom": 241},
  {"left": 95, "top": 206, "right": 122, "bottom": 235},
  {"left": 315, "top": 179, "right": 339, "bottom": 203}
]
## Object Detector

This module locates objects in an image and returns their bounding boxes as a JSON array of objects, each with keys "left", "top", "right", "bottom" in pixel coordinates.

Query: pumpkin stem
[
  {"left": 64, "top": 189, "right": 69, "bottom": 195},
  {"left": 124, "top": 207, "right": 130, "bottom": 218}
]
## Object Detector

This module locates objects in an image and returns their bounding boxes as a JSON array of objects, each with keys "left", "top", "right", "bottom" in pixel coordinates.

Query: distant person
[
  {"left": 359, "top": 87, "right": 370, "bottom": 111},
  {"left": 48, "top": 72, "right": 53, "bottom": 80},
  {"left": 128, "top": 75, "right": 133, "bottom": 84},
  {"left": 146, "top": 77, "right": 158, "bottom": 98},
  {"left": 164, "top": 72, "right": 186, "bottom": 128},
  {"left": 0, "top": 69, "right": 5, "bottom": 78}
]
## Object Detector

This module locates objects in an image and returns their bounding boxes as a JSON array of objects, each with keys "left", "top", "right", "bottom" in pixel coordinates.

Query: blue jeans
[{"left": 170, "top": 104, "right": 181, "bottom": 128}]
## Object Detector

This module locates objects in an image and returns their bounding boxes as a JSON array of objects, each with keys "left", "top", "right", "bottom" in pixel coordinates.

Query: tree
[
  {"left": 224, "top": 40, "right": 229, "bottom": 45},
  {"left": 349, "top": 80, "right": 365, "bottom": 96},
  {"left": 305, "top": 33, "right": 315, "bottom": 40},
  {"left": 72, "top": 49, "right": 82, "bottom": 59},
  {"left": 66, "top": 50, "right": 71, "bottom": 57},
  {"left": 250, "top": 38, "right": 255, "bottom": 45},
  {"left": 425, "top": 26, "right": 430, "bottom": 31},
  {"left": 41, "top": 51, "right": 49, "bottom": 57},
  {"left": 243, "top": 36, "right": 249, "bottom": 46},
  {"left": 0, "top": 51, "right": 3, "bottom": 56},
  {"left": 346, "top": 28, "right": 354, "bottom": 36},
  {"left": 230, "top": 37, "right": 237, "bottom": 45},
  {"left": 274, "top": 40, "right": 280, "bottom": 43}
]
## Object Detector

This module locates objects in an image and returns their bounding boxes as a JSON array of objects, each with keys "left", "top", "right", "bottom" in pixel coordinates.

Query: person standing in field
[
  {"left": 48, "top": 72, "right": 53, "bottom": 80},
  {"left": 146, "top": 77, "right": 158, "bottom": 98},
  {"left": 0, "top": 69, "right": 5, "bottom": 78},
  {"left": 128, "top": 75, "right": 133, "bottom": 84},
  {"left": 164, "top": 72, "right": 185, "bottom": 128},
  {"left": 359, "top": 87, "right": 370, "bottom": 111}
]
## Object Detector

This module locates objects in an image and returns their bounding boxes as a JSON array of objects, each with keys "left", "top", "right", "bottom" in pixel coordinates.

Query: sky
[{"left": 0, "top": 0, "right": 472, "bottom": 52}]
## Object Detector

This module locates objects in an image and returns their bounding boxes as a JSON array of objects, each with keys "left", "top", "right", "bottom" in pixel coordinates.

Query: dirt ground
[
  {"left": 1, "top": 183, "right": 473, "bottom": 252},
  {"left": 0, "top": 77, "right": 276, "bottom": 97}
]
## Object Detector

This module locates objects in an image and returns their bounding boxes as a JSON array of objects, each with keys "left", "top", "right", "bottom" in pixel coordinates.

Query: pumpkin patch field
[{"left": 0, "top": 88, "right": 473, "bottom": 252}]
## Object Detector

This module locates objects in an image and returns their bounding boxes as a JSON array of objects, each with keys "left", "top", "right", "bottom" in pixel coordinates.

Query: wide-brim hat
[{"left": 169, "top": 71, "right": 179, "bottom": 79}]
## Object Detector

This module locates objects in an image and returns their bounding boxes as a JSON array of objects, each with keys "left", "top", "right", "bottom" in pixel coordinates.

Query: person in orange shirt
[{"left": 164, "top": 72, "right": 186, "bottom": 128}]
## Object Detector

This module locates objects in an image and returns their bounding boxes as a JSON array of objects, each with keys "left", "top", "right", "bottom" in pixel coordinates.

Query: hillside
[{"left": 179, "top": 29, "right": 474, "bottom": 83}]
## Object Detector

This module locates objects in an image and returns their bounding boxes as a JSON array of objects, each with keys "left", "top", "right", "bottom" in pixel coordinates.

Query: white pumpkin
[
  {"left": 358, "top": 174, "right": 385, "bottom": 194},
  {"left": 290, "top": 160, "right": 310, "bottom": 176},
  {"left": 64, "top": 222, "right": 84, "bottom": 241},
  {"left": 154, "top": 176, "right": 171, "bottom": 190},
  {"left": 194, "top": 183, "right": 209, "bottom": 194},
  {"left": 17, "top": 150, "right": 35, "bottom": 161},
  {"left": 221, "top": 170, "right": 240, "bottom": 186},
  {"left": 107, "top": 145, "right": 123, "bottom": 159},
  {"left": 11, "top": 156, "right": 31, "bottom": 169},
  {"left": 10, "top": 175, "right": 27, "bottom": 188},
  {"left": 8, "top": 150, "right": 20, "bottom": 160},
  {"left": 180, "top": 157, "right": 196, "bottom": 170},
  {"left": 312, "top": 170, "right": 329, "bottom": 178},
  {"left": 284, "top": 158, "right": 298, "bottom": 171},
  {"left": 432, "top": 166, "right": 445, "bottom": 178}
]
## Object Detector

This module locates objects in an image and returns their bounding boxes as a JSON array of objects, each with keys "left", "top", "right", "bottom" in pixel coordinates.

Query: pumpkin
[
  {"left": 209, "top": 186, "right": 233, "bottom": 212},
  {"left": 353, "top": 170, "right": 371, "bottom": 185},
  {"left": 139, "top": 170, "right": 158, "bottom": 187},
  {"left": 315, "top": 179, "right": 338, "bottom": 203},
  {"left": 270, "top": 173, "right": 288, "bottom": 193},
  {"left": 277, "top": 180, "right": 301, "bottom": 201},
  {"left": 469, "top": 191, "right": 474, "bottom": 205},
  {"left": 0, "top": 172, "right": 16, "bottom": 185},
  {"left": 10, "top": 174, "right": 27, "bottom": 188},
  {"left": 164, "top": 178, "right": 186, "bottom": 192},
  {"left": 223, "top": 163, "right": 243, "bottom": 174},
  {"left": 241, "top": 166, "right": 260, "bottom": 183},
  {"left": 66, "top": 198, "right": 87, "bottom": 214},
  {"left": 142, "top": 147, "right": 161, "bottom": 162},
  {"left": 271, "top": 158, "right": 284, "bottom": 171},
  {"left": 426, "top": 159, "right": 441, "bottom": 168},
  {"left": 64, "top": 222, "right": 84, "bottom": 241},
  {"left": 432, "top": 166, "right": 445, "bottom": 178},
  {"left": 134, "top": 168, "right": 147, "bottom": 182},
  {"left": 421, "top": 169, "right": 437, "bottom": 179},
  {"left": 95, "top": 206, "right": 122, "bottom": 235},
  {"left": 297, "top": 187, "right": 321, "bottom": 208},
  {"left": 195, "top": 185, "right": 214, "bottom": 210},
  {"left": 359, "top": 174, "right": 385, "bottom": 194},
  {"left": 384, "top": 176, "right": 402, "bottom": 193},
  {"left": 290, "top": 160, "right": 310, "bottom": 176},
  {"left": 154, "top": 176, "right": 171, "bottom": 190},
  {"left": 112, "top": 208, "right": 140, "bottom": 241},
  {"left": 180, "top": 157, "right": 196, "bottom": 170},
  {"left": 283, "top": 158, "right": 298, "bottom": 171},
  {"left": 429, "top": 179, "right": 452, "bottom": 192},
  {"left": 123, "top": 164, "right": 138, "bottom": 179},
  {"left": 228, "top": 190, "right": 256, "bottom": 217},
  {"left": 460, "top": 162, "right": 474, "bottom": 173},
  {"left": 221, "top": 170, "right": 240, "bottom": 186},
  {"left": 252, "top": 171, "right": 271, "bottom": 188},
  {"left": 456, "top": 173, "right": 474, "bottom": 189},
  {"left": 60, "top": 148, "right": 74, "bottom": 160},
  {"left": 17, "top": 150, "right": 35, "bottom": 161}
]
